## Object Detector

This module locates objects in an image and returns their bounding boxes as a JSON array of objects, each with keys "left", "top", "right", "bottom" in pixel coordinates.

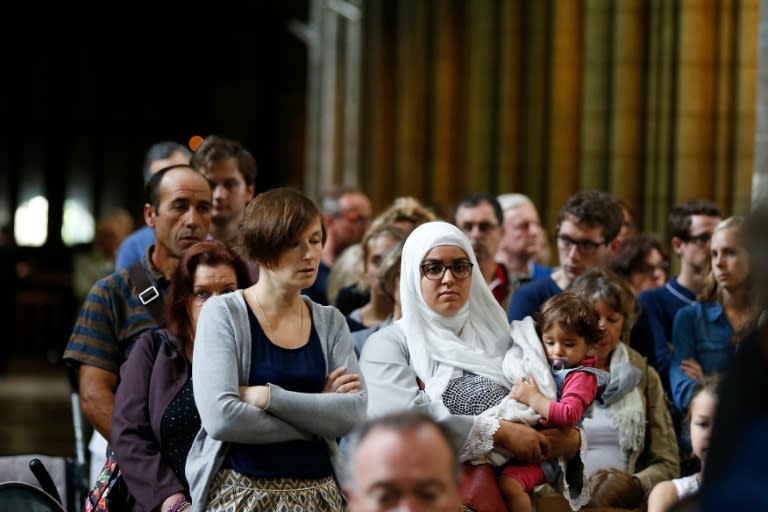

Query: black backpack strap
[{"left": 126, "top": 260, "right": 164, "bottom": 325}]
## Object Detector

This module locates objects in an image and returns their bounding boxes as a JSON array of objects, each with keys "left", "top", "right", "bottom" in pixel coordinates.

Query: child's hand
[{"left": 510, "top": 375, "right": 540, "bottom": 405}]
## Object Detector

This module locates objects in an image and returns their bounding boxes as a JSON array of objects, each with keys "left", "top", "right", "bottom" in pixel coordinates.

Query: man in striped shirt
[{"left": 63, "top": 164, "right": 212, "bottom": 462}]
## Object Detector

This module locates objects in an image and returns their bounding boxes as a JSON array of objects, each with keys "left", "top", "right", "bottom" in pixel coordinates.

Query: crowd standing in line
[{"left": 64, "top": 144, "right": 768, "bottom": 511}]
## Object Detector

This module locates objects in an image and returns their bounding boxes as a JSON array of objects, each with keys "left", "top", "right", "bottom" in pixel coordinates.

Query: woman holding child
[{"left": 360, "top": 221, "right": 583, "bottom": 508}]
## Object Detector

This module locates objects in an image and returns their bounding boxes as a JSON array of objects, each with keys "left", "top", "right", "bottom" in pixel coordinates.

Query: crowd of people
[{"left": 61, "top": 135, "right": 767, "bottom": 511}]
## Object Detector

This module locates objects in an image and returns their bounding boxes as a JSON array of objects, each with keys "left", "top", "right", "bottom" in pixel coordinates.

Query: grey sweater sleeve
[
  {"left": 192, "top": 293, "right": 312, "bottom": 443},
  {"left": 265, "top": 302, "right": 367, "bottom": 439},
  {"left": 359, "top": 324, "right": 476, "bottom": 448}
]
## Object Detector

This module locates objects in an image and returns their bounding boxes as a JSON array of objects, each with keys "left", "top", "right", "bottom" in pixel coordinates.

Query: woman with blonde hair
[{"left": 670, "top": 216, "right": 759, "bottom": 417}]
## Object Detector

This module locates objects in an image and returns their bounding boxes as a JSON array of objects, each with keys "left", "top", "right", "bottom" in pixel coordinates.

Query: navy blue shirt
[
  {"left": 637, "top": 277, "right": 696, "bottom": 386},
  {"left": 223, "top": 302, "right": 334, "bottom": 478},
  {"left": 507, "top": 276, "right": 562, "bottom": 322}
]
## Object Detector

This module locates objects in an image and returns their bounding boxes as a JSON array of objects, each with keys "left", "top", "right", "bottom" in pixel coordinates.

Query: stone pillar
[{"left": 753, "top": 0, "right": 768, "bottom": 206}]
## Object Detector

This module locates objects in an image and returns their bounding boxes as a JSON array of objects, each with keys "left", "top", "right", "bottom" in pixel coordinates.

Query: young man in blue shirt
[{"left": 637, "top": 199, "right": 722, "bottom": 390}]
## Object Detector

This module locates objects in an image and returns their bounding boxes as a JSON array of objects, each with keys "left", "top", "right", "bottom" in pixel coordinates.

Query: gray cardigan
[{"left": 186, "top": 290, "right": 367, "bottom": 512}]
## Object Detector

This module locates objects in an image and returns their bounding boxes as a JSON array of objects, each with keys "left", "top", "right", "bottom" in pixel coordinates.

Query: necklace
[{"left": 253, "top": 293, "right": 304, "bottom": 336}]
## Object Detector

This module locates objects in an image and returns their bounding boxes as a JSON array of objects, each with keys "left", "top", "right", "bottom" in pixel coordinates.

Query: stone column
[{"left": 753, "top": 0, "right": 768, "bottom": 206}]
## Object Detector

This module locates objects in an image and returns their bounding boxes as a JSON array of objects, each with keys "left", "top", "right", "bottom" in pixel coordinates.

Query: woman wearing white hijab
[{"left": 359, "top": 221, "right": 581, "bottom": 466}]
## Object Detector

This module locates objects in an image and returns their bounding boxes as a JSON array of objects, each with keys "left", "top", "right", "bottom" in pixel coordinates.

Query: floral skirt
[{"left": 205, "top": 468, "right": 344, "bottom": 512}]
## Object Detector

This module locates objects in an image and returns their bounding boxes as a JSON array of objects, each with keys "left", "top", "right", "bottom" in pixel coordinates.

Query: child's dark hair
[
  {"left": 536, "top": 291, "right": 602, "bottom": 345},
  {"left": 588, "top": 468, "right": 644, "bottom": 509}
]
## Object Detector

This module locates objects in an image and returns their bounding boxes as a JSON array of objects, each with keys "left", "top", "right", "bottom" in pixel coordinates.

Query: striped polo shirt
[{"left": 63, "top": 246, "right": 170, "bottom": 375}]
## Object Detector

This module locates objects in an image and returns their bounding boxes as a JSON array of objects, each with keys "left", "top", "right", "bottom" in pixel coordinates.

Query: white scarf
[
  {"left": 397, "top": 221, "right": 511, "bottom": 402},
  {"left": 601, "top": 342, "right": 645, "bottom": 452}
]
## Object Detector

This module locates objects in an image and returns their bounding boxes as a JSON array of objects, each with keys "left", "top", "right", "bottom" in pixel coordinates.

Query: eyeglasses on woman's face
[{"left": 420, "top": 260, "right": 474, "bottom": 280}]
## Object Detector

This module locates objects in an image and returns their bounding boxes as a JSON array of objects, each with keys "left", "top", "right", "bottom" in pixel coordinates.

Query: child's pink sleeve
[{"left": 546, "top": 372, "right": 598, "bottom": 427}]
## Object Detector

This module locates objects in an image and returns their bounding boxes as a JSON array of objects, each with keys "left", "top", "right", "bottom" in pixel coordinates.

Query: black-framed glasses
[
  {"left": 556, "top": 234, "right": 606, "bottom": 255},
  {"left": 420, "top": 260, "right": 474, "bottom": 280},
  {"left": 682, "top": 232, "right": 712, "bottom": 247}
]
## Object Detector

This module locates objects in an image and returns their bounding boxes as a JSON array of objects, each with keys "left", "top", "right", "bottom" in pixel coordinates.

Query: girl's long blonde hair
[
  {"left": 698, "top": 216, "right": 759, "bottom": 341},
  {"left": 698, "top": 216, "right": 747, "bottom": 303}
]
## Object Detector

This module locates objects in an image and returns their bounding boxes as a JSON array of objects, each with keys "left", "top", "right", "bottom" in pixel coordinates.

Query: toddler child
[{"left": 497, "top": 292, "right": 609, "bottom": 512}]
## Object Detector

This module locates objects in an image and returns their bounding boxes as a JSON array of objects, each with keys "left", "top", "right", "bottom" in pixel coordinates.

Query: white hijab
[{"left": 398, "top": 221, "right": 511, "bottom": 401}]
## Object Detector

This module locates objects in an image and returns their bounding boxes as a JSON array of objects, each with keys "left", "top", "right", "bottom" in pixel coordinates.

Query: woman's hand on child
[{"left": 495, "top": 420, "right": 550, "bottom": 462}]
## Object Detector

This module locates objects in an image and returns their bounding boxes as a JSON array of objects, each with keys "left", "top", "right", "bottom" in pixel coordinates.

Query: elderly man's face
[
  {"left": 347, "top": 425, "right": 462, "bottom": 512},
  {"left": 500, "top": 202, "right": 543, "bottom": 259}
]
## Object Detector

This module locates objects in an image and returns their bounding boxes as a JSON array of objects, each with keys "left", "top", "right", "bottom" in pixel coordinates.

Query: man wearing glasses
[
  {"left": 454, "top": 193, "right": 511, "bottom": 308},
  {"left": 303, "top": 186, "right": 372, "bottom": 305},
  {"left": 637, "top": 199, "right": 722, "bottom": 390},
  {"left": 507, "top": 190, "right": 623, "bottom": 322}
]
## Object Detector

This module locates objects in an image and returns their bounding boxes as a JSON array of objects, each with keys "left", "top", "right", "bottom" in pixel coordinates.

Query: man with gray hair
[
  {"left": 496, "top": 193, "right": 552, "bottom": 291},
  {"left": 344, "top": 411, "right": 463, "bottom": 512}
]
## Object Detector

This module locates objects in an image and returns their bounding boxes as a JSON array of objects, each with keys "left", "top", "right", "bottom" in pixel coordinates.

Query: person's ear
[
  {"left": 607, "top": 238, "right": 621, "bottom": 256},
  {"left": 245, "top": 183, "right": 256, "bottom": 202},
  {"left": 143, "top": 203, "right": 156, "bottom": 228},
  {"left": 671, "top": 236, "right": 685, "bottom": 255}
]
